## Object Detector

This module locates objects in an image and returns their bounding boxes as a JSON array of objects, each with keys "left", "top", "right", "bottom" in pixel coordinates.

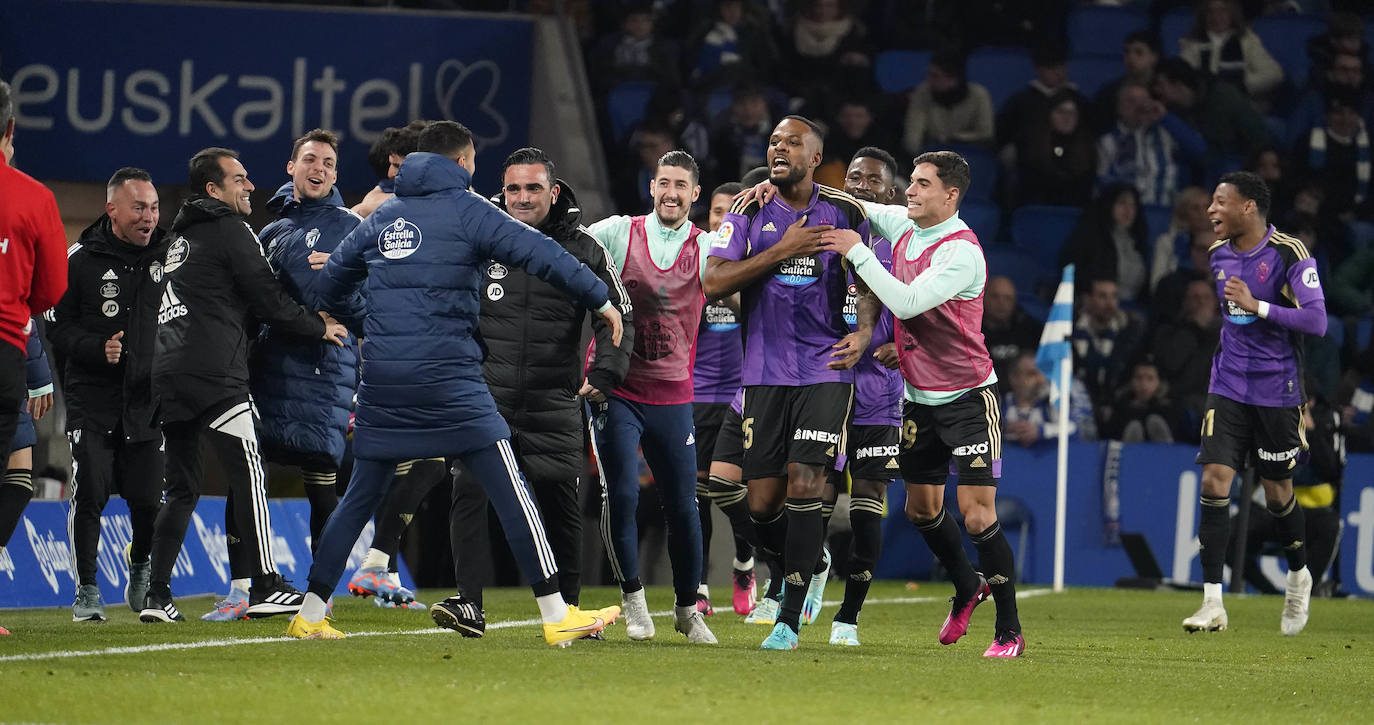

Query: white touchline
[{"left": 0, "top": 589, "right": 1053, "bottom": 663}]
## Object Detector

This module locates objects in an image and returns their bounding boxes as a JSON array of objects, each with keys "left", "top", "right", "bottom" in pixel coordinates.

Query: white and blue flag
[{"left": 1035, "top": 264, "right": 1075, "bottom": 405}]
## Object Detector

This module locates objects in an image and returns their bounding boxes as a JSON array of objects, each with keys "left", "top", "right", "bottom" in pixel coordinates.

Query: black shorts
[
  {"left": 1196, "top": 393, "right": 1306, "bottom": 481},
  {"left": 828, "top": 424, "right": 901, "bottom": 488},
  {"left": 741, "top": 383, "right": 853, "bottom": 481},
  {"left": 710, "top": 405, "right": 744, "bottom": 469},
  {"left": 899, "top": 385, "right": 1002, "bottom": 487},
  {"left": 693, "top": 402, "right": 729, "bottom": 472}
]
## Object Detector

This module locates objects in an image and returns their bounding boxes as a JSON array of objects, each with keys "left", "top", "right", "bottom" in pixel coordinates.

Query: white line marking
[{"left": 0, "top": 589, "right": 1054, "bottom": 662}]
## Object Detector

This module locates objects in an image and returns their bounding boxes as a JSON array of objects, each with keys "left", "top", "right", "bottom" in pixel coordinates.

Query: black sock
[
  {"left": 835, "top": 495, "right": 883, "bottom": 625},
  {"left": 912, "top": 508, "right": 979, "bottom": 596},
  {"left": 128, "top": 501, "right": 158, "bottom": 563},
  {"left": 1199, "top": 496, "right": 1231, "bottom": 584},
  {"left": 1269, "top": 495, "right": 1308, "bottom": 573},
  {"left": 765, "top": 556, "right": 784, "bottom": 599},
  {"left": 814, "top": 499, "right": 836, "bottom": 576},
  {"left": 971, "top": 522, "right": 1020, "bottom": 633},
  {"left": 696, "top": 479, "right": 713, "bottom": 587},
  {"left": 750, "top": 508, "right": 787, "bottom": 565},
  {"left": 709, "top": 474, "right": 756, "bottom": 563},
  {"left": 778, "top": 497, "right": 823, "bottom": 632},
  {"left": 0, "top": 470, "right": 34, "bottom": 547},
  {"left": 374, "top": 458, "right": 446, "bottom": 559},
  {"left": 302, "top": 468, "right": 338, "bottom": 554},
  {"left": 620, "top": 577, "right": 643, "bottom": 595}
]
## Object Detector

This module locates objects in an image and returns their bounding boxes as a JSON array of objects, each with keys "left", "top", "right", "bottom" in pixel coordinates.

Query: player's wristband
[{"left": 1256, "top": 301, "right": 1271, "bottom": 319}]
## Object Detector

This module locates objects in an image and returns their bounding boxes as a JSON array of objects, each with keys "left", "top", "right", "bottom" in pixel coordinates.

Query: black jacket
[
  {"left": 48, "top": 216, "right": 169, "bottom": 441},
  {"left": 153, "top": 196, "right": 325, "bottom": 423},
  {"left": 480, "top": 180, "right": 634, "bottom": 480}
]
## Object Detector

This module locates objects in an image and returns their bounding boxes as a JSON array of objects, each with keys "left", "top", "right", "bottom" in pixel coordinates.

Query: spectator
[
  {"left": 1100, "top": 360, "right": 1181, "bottom": 443},
  {"left": 1290, "top": 89, "right": 1370, "bottom": 220},
  {"left": 783, "top": 0, "right": 872, "bottom": 109},
  {"left": 1328, "top": 245, "right": 1374, "bottom": 317},
  {"left": 592, "top": 3, "right": 680, "bottom": 93},
  {"left": 902, "top": 50, "right": 995, "bottom": 155},
  {"left": 1248, "top": 146, "right": 1295, "bottom": 222},
  {"left": 1178, "top": 0, "right": 1283, "bottom": 100},
  {"left": 1344, "top": 347, "right": 1374, "bottom": 454},
  {"left": 983, "top": 276, "right": 1044, "bottom": 382},
  {"left": 615, "top": 124, "right": 677, "bottom": 212},
  {"left": 823, "top": 98, "right": 895, "bottom": 172},
  {"left": 1015, "top": 91, "right": 1097, "bottom": 207},
  {"left": 1072, "top": 278, "right": 1147, "bottom": 412},
  {"left": 1305, "top": 11, "right": 1370, "bottom": 87},
  {"left": 689, "top": 0, "right": 778, "bottom": 89},
  {"left": 1148, "top": 186, "right": 1211, "bottom": 295},
  {"left": 1286, "top": 50, "right": 1374, "bottom": 146},
  {"left": 1150, "top": 276, "right": 1220, "bottom": 432},
  {"left": 1153, "top": 57, "right": 1270, "bottom": 173},
  {"left": 1096, "top": 81, "right": 1203, "bottom": 206},
  {"left": 709, "top": 86, "right": 772, "bottom": 189},
  {"left": 1094, "top": 30, "right": 1162, "bottom": 134},
  {"left": 997, "top": 41, "right": 1085, "bottom": 155},
  {"left": 1001, "top": 352, "right": 1095, "bottom": 447},
  {"left": 1059, "top": 183, "right": 1150, "bottom": 303}
]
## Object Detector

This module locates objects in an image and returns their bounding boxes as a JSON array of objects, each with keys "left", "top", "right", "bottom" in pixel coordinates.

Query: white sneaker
[
  {"left": 674, "top": 606, "right": 718, "bottom": 644},
  {"left": 1281, "top": 567, "right": 1312, "bottom": 636},
  {"left": 622, "top": 589, "right": 655, "bottom": 641},
  {"left": 1182, "top": 598, "right": 1228, "bottom": 632}
]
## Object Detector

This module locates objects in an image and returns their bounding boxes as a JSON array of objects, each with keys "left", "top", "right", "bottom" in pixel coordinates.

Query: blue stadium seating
[
  {"left": 875, "top": 50, "right": 931, "bottom": 94},
  {"left": 1143, "top": 204, "right": 1173, "bottom": 247},
  {"left": 967, "top": 46, "right": 1034, "bottom": 111},
  {"left": 606, "top": 81, "right": 656, "bottom": 141},
  {"left": 1358, "top": 317, "right": 1373, "bottom": 352},
  {"left": 704, "top": 88, "right": 733, "bottom": 121},
  {"left": 1010, "top": 205, "right": 1081, "bottom": 260},
  {"left": 1160, "top": 8, "right": 1192, "bottom": 56},
  {"left": 959, "top": 197, "right": 1001, "bottom": 241},
  {"left": 1067, "top": 5, "right": 1148, "bottom": 58},
  {"left": 1252, "top": 15, "right": 1327, "bottom": 89},
  {"left": 1067, "top": 55, "right": 1121, "bottom": 99},
  {"left": 1327, "top": 314, "right": 1345, "bottom": 349},
  {"left": 984, "top": 245, "right": 1055, "bottom": 304}
]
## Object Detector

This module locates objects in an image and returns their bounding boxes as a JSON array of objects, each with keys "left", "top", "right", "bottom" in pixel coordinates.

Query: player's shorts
[
  {"left": 1196, "top": 393, "right": 1305, "bottom": 481},
  {"left": 828, "top": 424, "right": 901, "bottom": 488},
  {"left": 693, "top": 402, "right": 729, "bottom": 472},
  {"left": 741, "top": 383, "right": 853, "bottom": 481},
  {"left": 709, "top": 404, "right": 744, "bottom": 469},
  {"left": 899, "top": 384, "right": 1002, "bottom": 487}
]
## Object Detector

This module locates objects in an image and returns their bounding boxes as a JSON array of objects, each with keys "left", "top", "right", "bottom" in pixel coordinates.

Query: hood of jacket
[
  {"left": 171, "top": 195, "right": 241, "bottom": 233},
  {"left": 395, "top": 152, "right": 471, "bottom": 197},
  {"left": 489, "top": 177, "right": 584, "bottom": 240},
  {"left": 266, "top": 181, "right": 347, "bottom": 218},
  {"left": 77, "top": 214, "right": 169, "bottom": 258}
]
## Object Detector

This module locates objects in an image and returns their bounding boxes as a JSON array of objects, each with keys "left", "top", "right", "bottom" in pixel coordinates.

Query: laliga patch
[
  {"left": 378, "top": 217, "right": 423, "bottom": 259},
  {"left": 488, "top": 262, "right": 509, "bottom": 280},
  {"left": 1303, "top": 268, "right": 1320, "bottom": 289},
  {"left": 487, "top": 283, "right": 505, "bottom": 301},
  {"left": 101, "top": 300, "right": 119, "bottom": 318},
  {"left": 163, "top": 237, "right": 190, "bottom": 274},
  {"left": 713, "top": 221, "right": 734, "bottom": 248}
]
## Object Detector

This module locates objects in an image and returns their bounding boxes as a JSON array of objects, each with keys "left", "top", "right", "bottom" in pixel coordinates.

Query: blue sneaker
[
  {"left": 201, "top": 589, "right": 249, "bottom": 621},
  {"left": 761, "top": 622, "right": 799, "bottom": 650},
  {"left": 800, "top": 548, "right": 830, "bottom": 625}
]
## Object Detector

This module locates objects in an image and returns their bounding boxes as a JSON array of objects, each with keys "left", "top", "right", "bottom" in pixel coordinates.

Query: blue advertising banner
[
  {"left": 877, "top": 442, "right": 1374, "bottom": 597},
  {"left": 0, "top": 497, "right": 413, "bottom": 609},
  {"left": 0, "top": 0, "right": 532, "bottom": 193}
]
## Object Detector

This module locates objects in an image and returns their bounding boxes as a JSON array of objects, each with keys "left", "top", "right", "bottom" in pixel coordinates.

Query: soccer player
[
  {"left": 1183, "top": 171, "right": 1326, "bottom": 635},
  {"left": 287, "top": 121, "right": 622, "bottom": 645},
  {"left": 816, "top": 150, "right": 1026, "bottom": 657},
  {"left": 583, "top": 150, "right": 716, "bottom": 644},
  {"left": 704, "top": 115, "right": 874, "bottom": 650},
  {"left": 49, "top": 168, "right": 168, "bottom": 622},
  {"left": 826, "top": 147, "right": 905, "bottom": 646}
]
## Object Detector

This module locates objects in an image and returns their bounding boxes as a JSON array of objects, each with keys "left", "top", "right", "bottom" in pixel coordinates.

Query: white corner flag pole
[{"left": 1053, "top": 354, "right": 1072, "bottom": 593}]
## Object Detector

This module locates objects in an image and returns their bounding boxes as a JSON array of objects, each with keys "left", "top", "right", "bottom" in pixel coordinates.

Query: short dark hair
[
  {"left": 740, "top": 166, "right": 771, "bottom": 187},
  {"left": 417, "top": 121, "right": 474, "bottom": 159},
  {"left": 1125, "top": 29, "right": 1161, "bottom": 55},
  {"left": 912, "top": 150, "right": 971, "bottom": 205},
  {"left": 1155, "top": 57, "right": 1199, "bottom": 92},
  {"left": 503, "top": 147, "right": 555, "bottom": 182},
  {"left": 366, "top": 136, "right": 391, "bottom": 179},
  {"left": 656, "top": 150, "right": 700, "bottom": 185},
  {"left": 0, "top": 80, "right": 12, "bottom": 135},
  {"left": 1218, "top": 171, "right": 1271, "bottom": 217},
  {"left": 189, "top": 147, "right": 239, "bottom": 193},
  {"left": 781, "top": 114, "right": 825, "bottom": 142},
  {"left": 712, "top": 181, "right": 743, "bottom": 198},
  {"left": 852, "top": 146, "right": 901, "bottom": 186},
  {"left": 290, "top": 128, "right": 339, "bottom": 162},
  {"left": 107, "top": 167, "right": 152, "bottom": 193}
]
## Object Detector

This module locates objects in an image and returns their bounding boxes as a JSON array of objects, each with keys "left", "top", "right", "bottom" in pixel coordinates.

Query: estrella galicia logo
[
  {"left": 378, "top": 217, "right": 422, "bottom": 259},
  {"left": 1225, "top": 299, "right": 1258, "bottom": 325},
  {"left": 163, "top": 236, "right": 190, "bottom": 274},
  {"left": 774, "top": 254, "right": 820, "bottom": 287},
  {"left": 703, "top": 302, "right": 739, "bottom": 332}
]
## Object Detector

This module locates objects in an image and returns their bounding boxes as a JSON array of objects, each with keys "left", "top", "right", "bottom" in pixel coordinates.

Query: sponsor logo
[
  {"left": 149, "top": 260, "right": 163, "bottom": 283},
  {"left": 885, "top": 457, "right": 900, "bottom": 469},
  {"left": 487, "top": 262, "right": 508, "bottom": 280},
  {"left": 685, "top": 433, "right": 695, "bottom": 446},
  {"left": 952, "top": 441, "right": 990, "bottom": 457},
  {"left": 969, "top": 456, "right": 987, "bottom": 468},
  {"left": 1257, "top": 446, "right": 1300, "bottom": 462},
  {"left": 784, "top": 572, "right": 806, "bottom": 587},
  {"left": 102, "top": 268, "right": 118, "bottom": 280},
  {"left": 1303, "top": 267, "right": 1320, "bottom": 289},
  {"left": 0, "top": 547, "right": 13, "bottom": 581},
  {"left": 1225, "top": 300, "right": 1258, "bottom": 325},
  {"left": 850, "top": 569, "right": 873, "bottom": 582},
  {"left": 762, "top": 221, "right": 777, "bottom": 232},
  {"left": 100, "top": 281, "right": 119, "bottom": 298},
  {"left": 158, "top": 283, "right": 188, "bottom": 324},
  {"left": 25, "top": 517, "right": 75, "bottom": 594},
  {"left": 378, "top": 217, "right": 422, "bottom": 259},
  {"left": 486, "top": 283, "right": 504, "bottom": 301},
  {"left": 714, "top": 221, "right": 734, "bottom": 247},
  {"left": 101, "top": 299, "right": 119, "bottom": 317},
  {"left": 855, "top": 444, "right": 899, "bottom": 459},
  {"left": 774, "top": 255, "right": 820, "bottom": 286},
  {"left": 305, "top": 228, "right": 320, "bottom": 249},
  {"left": 794, "top": 428, "right": 841, "bottom": 444},
  {"left": 703, "top": 303, "right": 739, "bottom": 332},
  {"left": 1216, "top": 269, "right": 1225, "bottom": 280},
  {"left": 164, "top": 236, "right": 190, "bottom": 273}
]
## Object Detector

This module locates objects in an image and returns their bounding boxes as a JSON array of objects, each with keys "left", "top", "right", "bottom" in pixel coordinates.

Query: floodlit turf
[{"left": 1, "top": 582, "right": 1369, "bottom": 723}]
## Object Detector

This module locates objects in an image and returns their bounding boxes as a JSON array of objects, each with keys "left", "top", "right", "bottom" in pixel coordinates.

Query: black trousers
[
  {"left": 0, "top": 342, "right": 25, "bottom": 480},
  {"left": 67, "top": 429, "right": 164, "bottom": 586},
  {"left": 148, "top": 396, "right": 277, "bottom": 586}
]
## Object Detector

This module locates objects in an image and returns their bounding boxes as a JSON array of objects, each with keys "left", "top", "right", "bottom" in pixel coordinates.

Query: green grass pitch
[{"left": 2, "top": 582, "right": 1369, "bottom": 723}]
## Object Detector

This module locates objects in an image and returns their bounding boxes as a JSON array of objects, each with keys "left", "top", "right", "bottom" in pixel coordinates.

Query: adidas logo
[
  {"left": 784, "top": 572, "right": 806, "bottom": 587},
  {"left": 762, "top": 222, "right": 777, "bottom": 232},
  {"left": 400, "top": 513, "right": 414, "bottom": 526},
  {"left": 158, "top": 283, "right": 188, "bottom": 324},
  {"left": 262, "top": 591, "right": 300, "bottom": 605},
  {"left": 686, "top": 433, "right": 695, "bottom": 446},
  {"left": 102, "top": 269, "right": 118, "bottom": 280},
  {"left": 970, "top": 456, "right": 986, "bottom": 468},
  {"left": 1216, "top": 270, "right": 1225, "bottom": 280},
  {"left": 850, "top": 569, "right": 873, "bottom": 582},
  {"left": 885, "top": 457, "right": 899, "bottom": 469}
]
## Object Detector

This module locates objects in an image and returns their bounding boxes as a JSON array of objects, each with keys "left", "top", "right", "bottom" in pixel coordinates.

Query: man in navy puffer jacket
[{"left": 287, "top": 121, "right": 624, "bottom": 645}]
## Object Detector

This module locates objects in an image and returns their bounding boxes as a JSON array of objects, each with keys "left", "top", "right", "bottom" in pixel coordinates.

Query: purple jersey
[
  {"left": 694, "top": 301, "right": 743, "bottom": 403},
  {"left": 845, "top": 236, "right": 901, "bottom": 426},
  {"left": 1207, "top": 226, "right": 1324, "bottom": 407},
  {"left": 710, "top": 183, "right": 870, "bottom": 387}
]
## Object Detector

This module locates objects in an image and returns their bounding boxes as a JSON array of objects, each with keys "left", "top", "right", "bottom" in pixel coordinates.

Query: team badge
[
  {"left": 1256, "top": 261, "right": 1269, "bottom": 283},
  {"left": 149, "top": 261, "right": 163, "bottom": 283},
  {"left": 305, "top": 228, "right": 321, "bottom": 249}
]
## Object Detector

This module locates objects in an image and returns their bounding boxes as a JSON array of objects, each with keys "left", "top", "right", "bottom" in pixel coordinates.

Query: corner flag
[{"left": 1035, "top": 265, "right": 1074, "bottom": 403}]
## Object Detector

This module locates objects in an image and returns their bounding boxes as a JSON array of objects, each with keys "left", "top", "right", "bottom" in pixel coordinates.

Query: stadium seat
[
  {"left": 959, "top": 198, "right": 1001, "bottom": 241},
  {"left": 875, "top": 50, "right": 931, "bottom": 94},
  {"left": 1160, "top": 8, "right": 1192, "bottom": 56},
  {"left": 1252, "top": 15, "right": 1326, "bottom": 89},
  {"left": 1143, "top": 204, "right": 1172, "bottom": 246},
  {"left": 1010, "top": 205, "right": 1081, "bottom": 260},
  {"left": 1067, "top": 56, "right": 1121, "bottom": 99},
  {"left": 606, "top": 81, "right": 656, "bottom": 141},
  {"left": 985, "top": 245, "right": 1054, "bottom": 301},
  {"left": 1357, "top": 317, "right": 1372, "bottom": 352},
  {"left": 1326, "top": 315, "right": 1345, "bottom": 349},
  {"left": 967, "top": 47, "right": 1034, "bottom": 111},
  {"left": 1066, "top": 5, "right": 1148, "bottom": 58}
]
